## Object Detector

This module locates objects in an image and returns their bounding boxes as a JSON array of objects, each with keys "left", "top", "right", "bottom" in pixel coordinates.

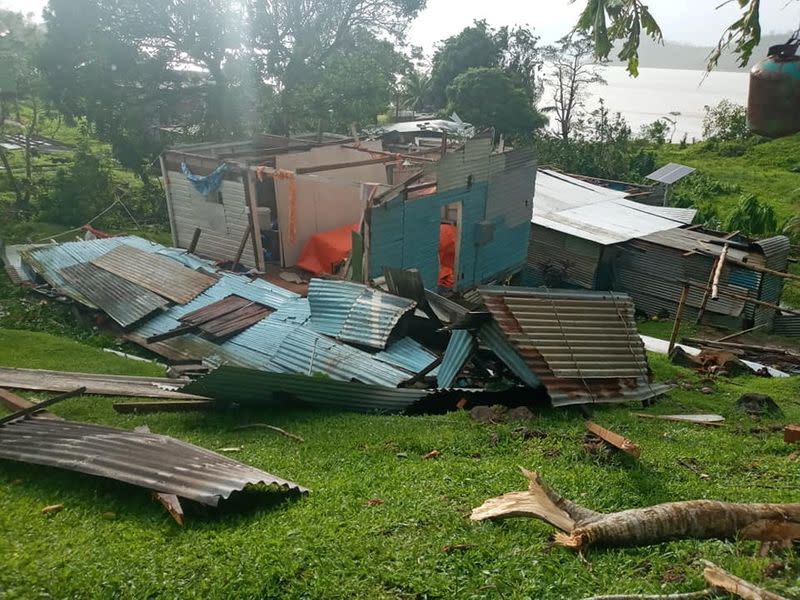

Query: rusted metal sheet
[
  {"left": 60, "top": 263, "right": 170, "bottom": 328},
  {"left": 0, "top": 418, "right": 307, "bottom": 506},
  {"left": 92, "top": 245, "right": 218, "bottom": 304},
  {"left": 0, "top": 367, "right": 205, "bottom": 400},
  {"left": 180, "top": 295, "right": 272, "bottom": 339},
  {"left": 307, "top": 279, "right": 416, "bottom": 349}
]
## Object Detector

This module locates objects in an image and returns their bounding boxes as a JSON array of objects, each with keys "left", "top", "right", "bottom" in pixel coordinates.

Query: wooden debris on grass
[
  {"left": 217, "top": 446, "right": 243, "bottom": 453},
  {"left": 233, "top": 423, "right": 305, "bottom": 443},
  {"left": 581, "top": 590, "right": 715, "bottom": 600},
  {"left": 632, "top": 413, "right": 725, "bottom": 427},
  {"left": 423, "top": 449, "right": 441, "bottom": 460},
  {"left": 470, "top": 469, "right": 800, "bottom": 551},
  {"left": 585, "top": 422, "right": 641, "bottom": 458},
  {"left": 113, "top": 400, "right": 215, "bottom": 414},
  {"left": 41, "top": 503, "right": 64, "bottom": 515},
  {"left": 153, "top": 492, "right": 184, "bottom": 526},
  {"left": 0, "top": 388, "right": 62, "bottom": 419},
  {"left": 701, "top": 560, "right": 791, "bottom": 600},
  {"left": 784, "top": 425, "right": 800, "bottom": 444}
]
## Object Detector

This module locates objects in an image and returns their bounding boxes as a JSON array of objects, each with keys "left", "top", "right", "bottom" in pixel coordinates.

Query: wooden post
[
  {"left": 695, "top": 259, "right": 717, "bottom": 325},
  {"left": 668, "top": 283, "right": 690, "bottom": 355},
  {"left": 711, "top": 243, "right": 728, "bottom": 300},
  {"left": 232, "top": 226, "right": 251, "bottom": 272},
  {"left": 187, "top": 228, "right": 202, "bottom": 254}
]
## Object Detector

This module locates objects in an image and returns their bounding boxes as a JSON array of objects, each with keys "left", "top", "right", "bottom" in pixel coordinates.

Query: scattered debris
[
  {"left": 785, "top": 425, "right": 800, "bottom": 443},
  {"left": 153, "top": 492, "right": 184, "bottom": 525},
  {"left": 232, "top": 423, "right": 305, "bottom": 443},
  {"left": 41, "top": 503, "right": 64, "bottom": 515},
  {"left": 216, "top": 446, "right": 243, "bottom": 453},
  {"left": 471, "top": 468, "right": 800, "bottom": 550},
  {"left": 512, "top": 426, "right": 548, "bottom": 440},
  {"left": 701, "top": 560, "right": 791, "bottom": 600},
  {"left": 677, "top": 458, "right": 710, "bottom": 480},
  {"left": 470, "top": 405, "right": 535, "bottom": 424},
  {"left": 736, "top": 394, "right": 783, "bottom": 417},
  {"left": 113, "top": 400, "right": 215, "bottom": 414},
  {"left": 633, "top": 413, "right": 725, "bottom": 427},
  {"left": 0, "top": 388, "right": 61, "bottom": 418},
  {"left": 788, "top": 450, "right": 800, "bottom": 461},
  {"left": 0, "top": 417, "right": 308, "bottom": 521},
  {"left": 366, "top": 498, "right": 384, "bottom": 507},
  {"left": 0, "top": 367, "right": 205, "bottom": 400},
  {"left": 585, "top": 422, "right": 641, "bottom": 458},
  {"left": 700, "top": 387, "right": 714, "bottom": 395},
  {"left": 422, "top": 450, "right": 441, "bottom": 460},
  {"left": 581, "top": 590, "right": 715, "bottom": 600},
  {"left": 442, "top": 544, "right": 476, "bottom": 553},
  {"left": 0, "top": 387, "right": 86, "bottom": 426}
]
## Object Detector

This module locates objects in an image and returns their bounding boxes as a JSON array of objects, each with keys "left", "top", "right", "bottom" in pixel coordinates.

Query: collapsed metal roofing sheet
[
  {"left": 373, "top": 337, "right": 439, "bottom": 375},
  {"left": 646, "top": 163, "right": 696, "bottom": 185},
  {"left": 307, "top": 279, "right": 417, "bottom": 349},
  {"left": 0, "top": 417, "right": 307, "bottom": 506},
  {"left": 92, "top": 245, "right": 218, "bottom": 304},
  {"left": 533, "top": 170, "right": 696, "bottom": 246},
  {"left": 437, "top": 329, "right": 477, "bottom": 388},
  {"left": 773, "top": 315, "right": 800, "bottom": 337},
  {"left": 2, "top": 243, "right": 45, "bottom": 285},
  {"left": 633, "top": 229, "right": 756, "bottom": 263},
  {"left": 478, "top": 287, "right": 649, "bottom": 379},
  {"left": 21, "top": 236, "right": 163, "bottom": 308},
  {"left": 184, "top": 366, "right": 428, "bottom": 414},
  {"left": 477, "top": 321, "right": 541, "bottom": 388},
  {"left": 60, "top": 263, "right": 170, "bottom": 328},
  {"left": 180, "top": 295, "right": 272, "bottom": 339}
]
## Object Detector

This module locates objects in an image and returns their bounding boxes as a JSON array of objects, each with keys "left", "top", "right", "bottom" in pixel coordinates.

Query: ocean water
[{"left": 541, "top": 66, "right": 750, "bottom": 141}]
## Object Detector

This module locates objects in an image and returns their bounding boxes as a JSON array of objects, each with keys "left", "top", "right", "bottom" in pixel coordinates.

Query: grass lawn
[{"left": 0, "top": 327, "right": 798, "bottom": 599}]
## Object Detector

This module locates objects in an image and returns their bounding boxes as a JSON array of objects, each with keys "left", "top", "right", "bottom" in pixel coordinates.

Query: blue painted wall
[{"left": 368, "top": 181, "right": 528, "bottom": 291}]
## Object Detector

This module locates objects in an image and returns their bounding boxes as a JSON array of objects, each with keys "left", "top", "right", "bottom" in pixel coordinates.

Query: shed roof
[{"left": 532, "top": 170, "right": 696, "bottom": 245}]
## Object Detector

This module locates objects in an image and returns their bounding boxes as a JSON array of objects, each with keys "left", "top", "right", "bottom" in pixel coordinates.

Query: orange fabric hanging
[
  {"left": 272, "top": 169, "right": 297, "bottom": 244},
  {"left": 438, "top": 223, "right": 457, "bottom": 289}
]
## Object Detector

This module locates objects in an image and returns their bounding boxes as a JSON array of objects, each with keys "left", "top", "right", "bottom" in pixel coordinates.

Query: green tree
[
  {"left": 574, "top": 0, "right": 796, "bottom": 74},
  {"left": 446, "top": 68, "right": 546, "bottom": 140},
  {"left": 702, "top": 100, "right": 750, "bottom": 141},
  {"left": 400, "top": 70, "right": 431, "bottom": 112},
  {"left": 724, "top": 194, "right": 779, "bottom": 237}
]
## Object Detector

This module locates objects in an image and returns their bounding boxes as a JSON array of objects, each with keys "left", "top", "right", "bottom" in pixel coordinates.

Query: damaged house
[{"left": 526, "top": 169, "right": 792, "bottom": 332}]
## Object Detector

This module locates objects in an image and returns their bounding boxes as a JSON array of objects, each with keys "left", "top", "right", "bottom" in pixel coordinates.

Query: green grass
[
  {"left": 0, "top": 330, "right": 798, "bottom": 599},
  {"left": 657, "top": 134, "right": 800, "bottom": 223}
]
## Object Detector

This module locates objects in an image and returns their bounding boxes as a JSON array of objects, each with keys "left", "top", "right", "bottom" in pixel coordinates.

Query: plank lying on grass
[
  {"left": 113, "top": 400, "right": 215, "bottom": 414},
  {"left": 0, "top": 367, "right": 207, "bottom": 400},
  {"left": 586, "top": 421, "right": 641, "bottom": 458}
]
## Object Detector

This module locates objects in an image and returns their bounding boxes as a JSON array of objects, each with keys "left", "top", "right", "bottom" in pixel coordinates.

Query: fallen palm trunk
[{"left": 471, "top": 469, "right": 800, "bottom": 551}]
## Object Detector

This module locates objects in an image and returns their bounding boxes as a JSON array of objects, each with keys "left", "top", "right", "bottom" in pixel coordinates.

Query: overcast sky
[{"left": 1, "top": 0, "right": 795, "bottom": 50}]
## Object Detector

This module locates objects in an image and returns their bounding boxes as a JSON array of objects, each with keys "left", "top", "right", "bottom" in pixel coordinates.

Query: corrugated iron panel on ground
[
  {"left": 21, "top": 237, "right": 163, "bottom": 308},
  {"left": 479, "top": 287, "right": 649, "bottom": 379},
  {"left": 773, "top": 315, "right": 800, "bottom": 337},
  {"left": 547, "top": 381, "right": 673, "bottom": 407},
  {"left": 59, "top": 263, "right": 169, "bottom": 328},
  {"left": 265, "top": 324, "right": 412, "bottom": 387},
  {"left": 0, "top": 418, "right": 307, "bottom": 505},
  {"left": 307, "top": 279, "right": 416, "bottom": 349},
  {"left": 437, "top": 329, "right": 477, "bottom": 388},
  {"left": 374, "top": 337, "right": 439, "bottom": 375},
  {"left": 92, "top": 245, "right": 218, "bottom": 304},
  {"left": 185, "top": 366, "right": 428, "bottom": 414}
]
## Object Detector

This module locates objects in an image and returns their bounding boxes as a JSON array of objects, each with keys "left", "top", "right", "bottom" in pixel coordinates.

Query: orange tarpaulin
[
  {"left": 439, "top": 223, "right": 456, "bottom": 289},
  {"left": 296, "top": 223, "right": 360, "bottom": 275}
]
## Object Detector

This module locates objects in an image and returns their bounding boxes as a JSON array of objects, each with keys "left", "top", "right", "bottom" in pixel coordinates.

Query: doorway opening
[{"left": 439, "top": 201, "right": 462, "bottom": 289}]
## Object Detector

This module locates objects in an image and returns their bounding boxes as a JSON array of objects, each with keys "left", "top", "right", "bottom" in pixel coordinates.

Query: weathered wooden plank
[{"left": 586, "top": 421, "right": 641, "bottom": 458}]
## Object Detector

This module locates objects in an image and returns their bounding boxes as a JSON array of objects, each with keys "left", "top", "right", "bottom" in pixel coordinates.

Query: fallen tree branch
[
  {"left": 471, "top": 469, "right": 800, "bottom": 551},
  {"left": 233, "top": 423, "right": 305, "bottom": 443},
  {"left": 581, "top": 590, "right": 717, "bottom": 600},
  {"left": 701, "top": 561, "right": 791, "bottom": 600}
]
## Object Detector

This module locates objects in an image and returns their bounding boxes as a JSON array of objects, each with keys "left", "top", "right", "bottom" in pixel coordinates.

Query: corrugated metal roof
[
  {"left": 533, "top": 170, "right": 696, "bottom": 246},
  {"left": 307, "top": 279, "right": 417, "bottom": 349},
  {"left": 646, "top": 163, "right": 696, "bottom": 184},
  {"left": 635, "top": 229, "right": 756, "bottom": 262},
  {"left": 59, "top": 263, "right": 169, "bottom": 328},
  {"left": 774, "top": 315, "right": 800, "bottom": 337},
  {"left": 2, "top": 243, "right": 45, "bottom": 285},
  {"left": 185, "top": 366, "right": 429, "bottom": 414},
  {"left": 437, "top": 329, "right": 477, "bottom": 388},
  {"left": 478, "top": 321, "right": 541, "bottom": 388},
  {"left": 180, "top": 295, "right": 272, "bottom": 339},
  {"left": 479, "top": 287, "right": 649, "bottom": 379},
  {"left": 373, "top": 337, "right": 439, "bottom": 374},
  {"left": 753, "top": 235, "right": 791, "bottom": 271},
  {"left": 0, "top": 417, "right": 307, "bottom": 506},
  {"left": 21, "top": 237, "right": 163, "bottom": 308},
  {"left": 92, "top": 245, "right": 218, "bottom": 304}
]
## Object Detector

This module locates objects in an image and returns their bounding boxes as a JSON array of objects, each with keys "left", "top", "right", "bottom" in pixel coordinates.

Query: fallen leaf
[
  {"left": 42, "top": 504, "right": 64, "bottom": 515},
  {"left": 442, "top": 544, "right": 475, "bottom": 553},
  {"left": 367, "top": 498, "right": 384, "bottom": 507},
  {"left": 423, "top": 450, "right": 441, "bottom": 460},
  {"left": 788, "top": 451, "right": 800, "bottom": 461}
]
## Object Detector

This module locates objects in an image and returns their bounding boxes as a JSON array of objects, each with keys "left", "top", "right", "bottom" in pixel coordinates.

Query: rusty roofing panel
[
  {"left": 180, "top": 295, "right": 272, "bottom": 339},
  {"left": 92, "top": 245, "right": 218, "bottom": 304},
  {"left": 60, "top": 263, "right": 170, "bottom": 328},
  {"left": 478, "top": 287, "right": 649, "bottom": 380},
  {"left": 0, "top": 418, "right": 307, "bottom": 506}
]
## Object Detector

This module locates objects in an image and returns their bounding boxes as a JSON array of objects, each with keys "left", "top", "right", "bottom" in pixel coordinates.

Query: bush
[
  {"left": 702, "top": 100, "right": 749, "bottom": 141},
  {"left": 724, "top": 194, "right": 779, "bottom": 237}
]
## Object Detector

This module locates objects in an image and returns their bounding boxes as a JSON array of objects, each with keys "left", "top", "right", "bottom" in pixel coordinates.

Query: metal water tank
[{"left": 748, "top": 40, "right": 800, "bottom": 138}]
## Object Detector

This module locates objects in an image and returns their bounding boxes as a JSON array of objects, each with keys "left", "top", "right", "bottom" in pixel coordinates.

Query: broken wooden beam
[
  {"left": 701, "top": 560, "right": 791, "bottom": 600},
  {"left": 0, "top": 388, "right": 63, "bottom": 420},
  {"left": 682, "top": 337, "right": 797, "bottom": 356},
  {"left": 0, "top": 387, "right": 85, "bottom": 425},
  {"left": 471, "top": 469, "right": 800, "bottom": 551},
  {"left": 632, "top": 413, "right": 725, "bottom": 427},
  {"left": 785, "top": 425, "right": 800, "bottom": 444},
  {"left": 586, "top": 421, "right": 641, "bottom": 458},
  {"left": 113, "top": 400, "right": 215, "bottom": 414},
  {"left": 152, "top": 492, "right": 184, "bottom": 526}
]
